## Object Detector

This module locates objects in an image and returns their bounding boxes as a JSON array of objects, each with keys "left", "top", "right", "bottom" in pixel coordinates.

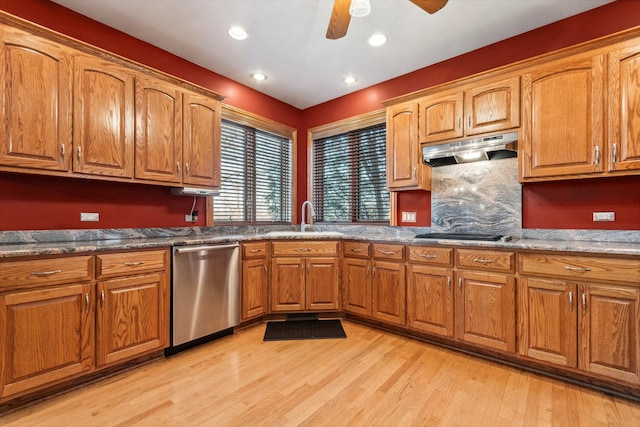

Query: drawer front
[
  {"left": 373, "top": 243, "right": 405, "bottom": 261},
  {"left": 408, "top": 246, "right": 453, "bottom": 266},
  {"left": 96, "top": 249, "right": 168, "bottom": 279},
  {"left": 343, "top": 241, "right": 371, "bottom": 259},
  {"left": 271, "top": 241, "right": 338, "bottom": 257},
  {"left": 243, "top": 242, "right": 268, "bottom": 259},
  {"left": 456, "top": 249, "right": 515, "bottom": 273},
  {"left": 519, "top": 253, "right": 640, "bottom": 284},
  {"left": 0, "top": 255, "right": 94, "bottom": 290}
]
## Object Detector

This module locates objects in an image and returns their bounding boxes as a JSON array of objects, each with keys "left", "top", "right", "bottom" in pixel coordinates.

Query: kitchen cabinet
[
  {"left": 182, "top": 91, "right": 221, "bottom": 187},
  {"left": 406, "top": 246, "right": 454, "bottom": 337},
  {"left": 0, "top": 25, "right": 72, "bottom": 172},
  {"left": 241, "top": 242, "right": 269, "bottom": 320},
  {"left": 342, "top": 241, "right": 372, "bottom": 316},
  {"left": 386, "top": 101, "right": 430, "bottom": 191},
  {"left": 607, "top": 40, "right": 640, "bottom": 173},
  {"left": 95, "top": 249, "right": 169, "bottom": 367},
  {"left": 73, "top": 54, "right": 134, "bottom": 178},
  {"left": 518, "top": 252, "right": 640, "bottom": 385},
  {"left": 418, "top": 75, "right": 520, "bottom": 143},
  {"left": 270, "top": 241, "right": 339, "bottom": 312},
  {"left": 371, "top": 244, "right": 406, "bottom": 325},
  {"left": 521, "top": 53, "right": 605, "bottom": 180}
]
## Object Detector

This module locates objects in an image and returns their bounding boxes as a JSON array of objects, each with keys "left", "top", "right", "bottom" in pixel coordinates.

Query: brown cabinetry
[
  {"left": 182, "top": 91, "right": 221, "bottom": 187},
  {"left": 342, "top": 241, "right": 372, "bottom": 316},
  {"left": 241, "top": 242, "right": 269, "bottom": 320},
  {"left": 270, "top": 241, "right": 339, "bottom": 312},
  {"left": 371, "top": 244, "right": 406, "bottom": 325}
]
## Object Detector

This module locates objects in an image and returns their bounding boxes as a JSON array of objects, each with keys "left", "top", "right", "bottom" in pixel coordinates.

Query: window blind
[
  {"left": 313, "top": 123, "right": 389, "bottom": 223},
  {"left": 214, "top": 119, "right": 292, "bottom": 224}
]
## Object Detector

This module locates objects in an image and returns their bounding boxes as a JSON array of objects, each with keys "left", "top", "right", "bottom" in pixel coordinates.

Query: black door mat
[{"left": 263, "top": 319, "right": 346, "bottom": 341}]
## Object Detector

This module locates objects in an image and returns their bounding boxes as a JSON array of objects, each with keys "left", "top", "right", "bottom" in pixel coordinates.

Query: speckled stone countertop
[{"left": 0, "top": 226, "right": 639, "bottom": 258}]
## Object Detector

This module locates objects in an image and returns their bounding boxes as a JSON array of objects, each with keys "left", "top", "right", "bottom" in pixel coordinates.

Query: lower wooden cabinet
[
  {"left": 372, "top": 260, "right": 406, "bottom": 325},
  {"left": 342, "top": 257, "right": 372, "bottom": 316},
  {"left": 241, "top": 242, "right": 269, "bottom": 320},
  {"left": 406, "top": 264, "right": 454, "bottom": 337}
]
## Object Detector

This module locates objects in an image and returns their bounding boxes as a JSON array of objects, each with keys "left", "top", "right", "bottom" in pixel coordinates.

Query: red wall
[{"left": 1, "top": 0, "right": 639, "bottom": 231}]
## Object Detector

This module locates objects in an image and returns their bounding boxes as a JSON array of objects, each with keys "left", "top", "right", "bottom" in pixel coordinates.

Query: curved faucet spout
[{"left": 301, "top": 200, "right": 315, "bottom": 232}]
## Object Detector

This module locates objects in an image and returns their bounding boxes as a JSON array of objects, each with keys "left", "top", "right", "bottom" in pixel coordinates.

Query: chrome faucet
[{"left": 300, "top": 200, "right": 315, "bottom": 232}]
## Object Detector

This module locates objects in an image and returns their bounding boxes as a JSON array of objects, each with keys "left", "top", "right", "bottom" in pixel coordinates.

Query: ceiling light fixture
[
  {"left": 344, "top": 76, "right": 357, "bottom": 84},
  {"left": 368, "top": 33, "right": 388, "bottom": 47},
  {"left": 349, "top": 0, "right": 371, "bottom": 17},
  {"left": 228, "top": 26, "right": 248, "bottom": 40},
  {"left": 251, "top": 72, "right": 267, "bottom": 81}
]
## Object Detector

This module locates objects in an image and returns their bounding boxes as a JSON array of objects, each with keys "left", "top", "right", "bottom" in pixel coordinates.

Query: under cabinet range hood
[
  {"left": 170, "top": 187, "right": 220, "bottom": 197},
  {"left": 422, "top": 131, "right": 518, "bottom": 167}
]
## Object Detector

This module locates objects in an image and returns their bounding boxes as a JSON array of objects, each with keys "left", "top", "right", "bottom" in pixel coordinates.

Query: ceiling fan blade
[
  {"left": 326, "top": 0, "right": 352, "bottom": 40},
  {"left": 409, "top": 0, "right": 449, "bottom": 14}
]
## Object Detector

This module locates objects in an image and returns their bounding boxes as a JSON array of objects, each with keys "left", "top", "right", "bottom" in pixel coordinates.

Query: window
[
  {"left": 311, "top": 117, "right": 389, "bottom": 223},
  {"left": 214, "top": 109, "right": 293, "bottom": 224}
]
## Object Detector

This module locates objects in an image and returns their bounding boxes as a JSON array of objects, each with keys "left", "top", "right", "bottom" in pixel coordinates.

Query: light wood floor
[{"left": 2, "top": 320, "right": 639, "bottom": 426}]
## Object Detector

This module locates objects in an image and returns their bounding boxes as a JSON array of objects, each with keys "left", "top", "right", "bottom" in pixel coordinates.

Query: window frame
[{"left": 308, "top": 109, "right": 390, "bottom": 224}]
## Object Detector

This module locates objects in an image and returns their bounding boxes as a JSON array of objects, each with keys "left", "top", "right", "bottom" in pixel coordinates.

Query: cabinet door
[
  {"left": 96, "top": 273, "right": 167, "bottom": 367},
  {"left": 74, "top": 55, "right": 134, "bottom": 178},
  {"left": 456, "top": 271, "right": 516, "bottom": 352},
  {"left": 342, "top": 258, "right": 371, "bottom": 316},
  {"left": 0, "top": 284, "right": 94, "bottom": 398},
  {"left": 407, "top": 265, "right": 454, "bottom": 337},
  {"left": 419, "top": 90, "right": 464, "bottom": 143},
  {"left": 271, "top": 257, "right": 305, "bottom": 312},
  {"left": 182, "top": 91, "right": 220, "bottom": 187},
  {"left": 579, "top": 284, "right": 640, "bottom": 385},
  {"left": 306, "top": 257, "right": 340, "bottom": 311},
  {"left": 386, "top": 102, "right": 430, "bottom": 190},
  {"left": 608, "top": 43, "right": 640, "bottom": 172},
  {"left": 521, "top": 54, "right": 605, "bottom": 179},
  {"left": 134, "top": 76, "right": 183, "bottom": 183},
  {"left": 0, "top": 26, "right": 72, "bottom": 171},
  {"left": 517, "top": 278, "right": 577, "bottom": 367},
  {"left": 242, "top": 258, "right": 269, "bottom": 320},
  {"left": 372, "top": 261, "right": 406, "bottom": 325},
  {"left": 464, "top": 75, "right": 520, "bottom": 136}
]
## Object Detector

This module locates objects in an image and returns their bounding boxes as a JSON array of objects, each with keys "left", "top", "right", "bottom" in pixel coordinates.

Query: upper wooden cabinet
[
  {"left": 386, "top": 101, "right": 430, "bottom": 191},
  {"left": 0, "top": 25, "right": 72, "bottom": 172},
  {"left": 521, "top": 53, "right": 605, "bottom": 180},
  {"left": 74, "top": 54, "right": 134, "bottom": 178},
  {"left": 419, "top": 75, "right": 520, "bottom": 143},
  {"left": 182, "top": 91, "right": 221, "bottom": 187}
]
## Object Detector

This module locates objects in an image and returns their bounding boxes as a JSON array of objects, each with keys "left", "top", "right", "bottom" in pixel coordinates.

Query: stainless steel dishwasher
[{"left": 168, "top": 243, "right": 240, "bottom": 353}]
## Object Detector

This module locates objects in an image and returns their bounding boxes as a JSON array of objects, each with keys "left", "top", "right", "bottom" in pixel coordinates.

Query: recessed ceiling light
[
  {"left": 228, "top": 26, "right": 248, "bottom": 40},
  {"left": 252, "top": 72, "right": 267, "bottom": 81},
  {"left": 344, "top": 76, "right": 357, "bottom": 84},
  {"left": 368, "top": 33, "right": 388, "bottom": 47}
]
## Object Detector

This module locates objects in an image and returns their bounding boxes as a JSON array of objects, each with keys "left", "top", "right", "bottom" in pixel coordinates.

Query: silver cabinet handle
[
  {"left": 124, "top": 261, "right": 145, "bottom": 267},
  {"left": 381, "top": 251, "right": 395, "bottom": 255},
  {"left": 458, "top": 278, "right": 462, "bottom": 293},
  {"left": 249, "top": 249, "right": 262, "bottom": 253},
  {"left": 458, "top": 117, "right": 462, "bottom": 130},
  {"left": 263, "top": 265, "right": 267, "bottom": 272},
  {"left": 412, "top": 167, "right": 417, "bottom": 181},
  {"left": 468, "top": 116, "right": 471, "bottom": 128},
  {"left": 420, "top": 254, "right": 438, "bottom": 259},
  {"left": 61, "top": 143, "right": 65, "bottom": 163},
  {"left": 298, "top": 248, "right": 312, "bottom": 252},
  {"left": 366, "top": 266, "right": 370, "bottom": 276},
  {"left": 77, "top": 146, "right": 82, "bottom": 164},
  {"left": 185, "top": 162, "right": 190, "bottom": 176},
  {"left": 563, "top": 266, "right": 591, "bottom": 272},
  {"left": 372, "top": 267, "right": 376, "bottom": 278},
  {"left": 613, "top": 143, "right": 618, "bottom": 163},
  {"left": 569, "top": 291, "right": 573, "bottom": 312},
  {"left": 582, "top": 293, "right": 587, "bottom": 314},
  {"left": 350, "top": 248, "right": 363, "bottom": 252},
  {"left": 473, "top": 258, "right": 494, "bottom": 264},
  {"left": 30, "top": 269, "right": 62, "bottom": 277},
  {"left": 85, "top": 292, "right": 90, "bottom": 314},
  {"left": 595, "top": 146, "right": 600, "bottom": 165},
  {"left": 447, "top": 277, "right": 451, "bottom": 291},
  {"left": 100, "top": 290, "right": 105, "bottom": 310}
]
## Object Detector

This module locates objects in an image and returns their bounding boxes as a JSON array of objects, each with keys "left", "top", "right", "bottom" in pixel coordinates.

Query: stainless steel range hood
[{"left": 422, "top": 131, "right": 518, "bottom": 167}]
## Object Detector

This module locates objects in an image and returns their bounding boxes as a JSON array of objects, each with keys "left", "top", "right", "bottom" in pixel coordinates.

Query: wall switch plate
[
  {"left": 401, "top": 211, "right": 417, "bottom": 223},
  {"left": 593, "top": 212, "right": 615, "bottom": 222},
  {"left": 80, "top": 212, "right": 99, "bottom": 222}
]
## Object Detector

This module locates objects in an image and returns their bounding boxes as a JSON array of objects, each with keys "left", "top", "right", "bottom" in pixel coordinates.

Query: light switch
[
  {"left": 401, "top": 211, "right": 417, "bottom": 223},
  {"left": 80, "top": 212, "right": 99, "bottom": 222},
  {"left": 593, "top": 212, "right": 615, "bottom": 222}
]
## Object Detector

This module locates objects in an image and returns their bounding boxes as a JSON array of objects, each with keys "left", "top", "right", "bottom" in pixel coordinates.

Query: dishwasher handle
[{"left": 174, "top": 243, "right": 239, "bottom": 253}]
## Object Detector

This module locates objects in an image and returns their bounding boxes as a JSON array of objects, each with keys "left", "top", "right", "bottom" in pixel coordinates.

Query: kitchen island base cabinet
[{"left": 406, "top": 265, "right": 454, "bottom": 338}]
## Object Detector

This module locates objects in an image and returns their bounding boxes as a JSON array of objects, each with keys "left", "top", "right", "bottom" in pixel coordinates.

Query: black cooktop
[{"left": 414, "top": 233, "right": 505, "bottom": 241}]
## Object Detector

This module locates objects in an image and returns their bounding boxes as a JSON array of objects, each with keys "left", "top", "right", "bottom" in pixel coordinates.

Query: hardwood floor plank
[{"left": 2, "top": 321, "right": 639, "bottom": 426}]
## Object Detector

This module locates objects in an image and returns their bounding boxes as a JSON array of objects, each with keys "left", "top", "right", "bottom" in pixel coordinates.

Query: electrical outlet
[
  {"left": 401, "top": 211, "right": 417, "bottom": 223},
  {"left": 80, "top": 212, "right": 99, "bottom": 222},
  {"left": 185, "top": 214, "right": 195, "bottom": 222},
  {"left": 593, "top": 212, "right": 615, "bottom": 222}
]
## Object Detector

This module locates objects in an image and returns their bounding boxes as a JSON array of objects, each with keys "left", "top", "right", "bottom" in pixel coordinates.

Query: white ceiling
[{"left": 51, "top": 0, "right": 613, "bottom": 110}]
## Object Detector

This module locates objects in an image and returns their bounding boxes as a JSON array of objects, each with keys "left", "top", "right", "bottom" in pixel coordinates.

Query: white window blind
[
  {"left": 313, "top": 123, "right": 389, "bottom": 223},
  {"left": 214, "top": 119, "right": 292, "bottom": 224}
]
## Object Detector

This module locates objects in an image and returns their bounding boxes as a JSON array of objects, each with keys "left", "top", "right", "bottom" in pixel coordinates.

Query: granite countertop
[{"left": 1, "top": 228, "right": 639, "bottom": 258}]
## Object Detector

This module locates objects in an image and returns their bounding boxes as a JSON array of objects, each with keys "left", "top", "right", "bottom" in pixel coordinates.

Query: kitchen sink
[{"left": 265, "top": 231, "right": 344, "bottom": 237}]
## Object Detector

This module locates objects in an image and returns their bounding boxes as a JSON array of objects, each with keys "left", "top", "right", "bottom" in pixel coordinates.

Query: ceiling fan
[{"left": 326, "top": 0, "right": 449, "bottom": 40}]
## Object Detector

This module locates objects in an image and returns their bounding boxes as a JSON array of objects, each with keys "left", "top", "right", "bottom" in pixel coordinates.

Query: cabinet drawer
[
  {"left": 408, "top": 246, "right": 453, "bottom": 266},
  {"left": 96, "top": 249, "right": 168, "bottom": 279},
  {"left": 519, "top": 253, "right": 640, "bottom": 284},
  {"left": 243, "top": 242, "right": 268, "bottom": 259},
  {"left": 271, "top": 241, "right": 338, "bottom": 257},
  {"left": 373, "top": 243, "right": 404, "bottom": 261},
  {"left": 0, "top": 255, "right": 94, "bottom": 290},
  {"left": 456, "top": 249, "right": 515, "bottom": 273},
  {"left": 343, "top": 241, "right": 371, "bottom": 259}
]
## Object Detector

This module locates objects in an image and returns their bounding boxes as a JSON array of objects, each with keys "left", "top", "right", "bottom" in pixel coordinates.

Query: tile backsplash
[{"left": 430, "top": 157, "right": 522, "bottom": 238}]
